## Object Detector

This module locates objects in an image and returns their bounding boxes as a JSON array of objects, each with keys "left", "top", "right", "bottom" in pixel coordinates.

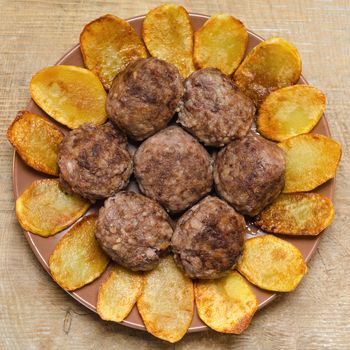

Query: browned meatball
[
  {"left": 172, "top": 196, "right": 245, "bottom": 279},
  {"left": 58, "top": 123, "right": 132, "bottom": 201},
  {"left": 95, "top": 191, "right": 173, "bottom": 271},
  {"left": 134, "top": 126, "right": 213, "bottom": 213},
  {"left": 177, "top": 68, "right": 255, "bottom": 147},
  {"left": 214, "top": 132, "right": 285, "bottom": 216},
  {"left": 106, "top": 58, "right": 183, "bottom": 141}
]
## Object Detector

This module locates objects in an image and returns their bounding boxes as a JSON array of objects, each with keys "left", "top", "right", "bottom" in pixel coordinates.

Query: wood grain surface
[{"left": 1, "top": 0, "right": 349, "bottom": 349}]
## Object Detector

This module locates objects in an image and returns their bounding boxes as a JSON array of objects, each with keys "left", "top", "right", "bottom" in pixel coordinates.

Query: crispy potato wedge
[
  {"left": 80, "top": 14, "right": 148, "bottom": 90},
  {"left": 49, "top": 215, "right": 109, "bottom": 291},
  {"left": 233, "top": 37, "right": 301, "bottom": 105},
  {"left": 16, "top": 179, "right": 90, "bottom": 237},
  {"left": 195, "top": 271, "right": 258, "bottom": 334},
  {"left": 30, "top": 65, "right": 107, "bottom": 129},
  {"left": 97, "top": 265, "right": 144, "bottom": 322},
  {"left": 7, "top": 111, "right": 64, "bottom": 175},
  {"left": 278, "top": 134, "right": 342, "bottom": 193},
  {"left": 137, "top": 256, "right": 194, "bottom": 343},
  {"left": 193, "top": 13, "right": 248, "bottom": 75},
  {"left": 254, "top": 193, "right": 334, "bottom": 236},
  {"left": 237, "top": 235, "right": 307, "bottom": 292},
  {"left": 257, "top": 85, "right": 326, "bottom": 141},
  {"left": 142, "top": 3, "right": 195, "bottom": 77}
]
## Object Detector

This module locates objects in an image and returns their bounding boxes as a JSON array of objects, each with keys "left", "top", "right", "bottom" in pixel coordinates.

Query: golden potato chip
[
  {"left": 7, "top": 111, "right": 64, "bottom": 175},
  {"left": 195, "top": 271, "right": 258, "bottom": 334},
  {"left": 80, "top": 14, "right": 148, "bottom": 90},
  {"left": 30, "top": 65, "right": 107, "bottom": 129},
  {"left": 142, "top": 3, "right": 195, "bottom": 77},
  {"left": 237, "top": 235, "right": 307, "bottom": 292},
  {"left": 255, "top": 193, "right": 334, "bottom": 236},
  {"left": 137, "top": 256, "right": 194, "bottom": 343},
  {"left": 257, "top": 85, "right": 326, "bottom": 141},
  {"left": 16, "top": 179, "right": 90, "bottom": 237},
  {"left": 233, "top": 37, "right": 301, "bottom": 105},
  {"left": 97, "top": 265, "right": 144, "bottom": 322},
  {"left": 278, "top": 134, "right": 341, "bottom": 193},
  {"left": 49, "top": 215, "right": 109, "bottom": 291},
  {"left": 193, "top": 13, "right": 248, "bottom": 75}
]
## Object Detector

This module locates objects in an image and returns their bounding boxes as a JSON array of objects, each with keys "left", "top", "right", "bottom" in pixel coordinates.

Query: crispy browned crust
[
  {"left": 106, "top": 57, "right": 184, "bottom": 141},
  {"left": 58, "top": 122, "right": 132, "bottom": 201},
  {"left": 254, "top": 193, "right": 334, "bottom": 235},
  {"left": 7, "top": 111, "right": 64, "bottom": 175},
  {"left": 178, "top": 68, "right": 255, "bottom": 146},
  {"left": 172, "top": 196, "right": 246, "bottom": 279},
  {"left": 134, "top": 126, "right": 213, "bottom": 213},
  {"left": 80, "top": 14, "right": 148, "bottom": 90},
  {"left": 214, "top": 132, "right": 285, "bottom": 216},
  {"left": 96, "top": 191, "right": 173, "bottom": 271}
]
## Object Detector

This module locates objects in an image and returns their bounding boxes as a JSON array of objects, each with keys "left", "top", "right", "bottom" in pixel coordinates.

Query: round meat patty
[
  {"left": 134, "top": 126, "right": 213, "bottom": 213},
  {"left": 214, "top": 132, "right": 285, "bottom": 216},
  {"left": 172, "top": 196, "right": 245, "bottom": 279},
  {"left": 58, "top": 123, "right": 132, "bottom": 201},
  {"left": 106, "top": 57, "right": 184, "bottom": 141},
  {"left": 177, "top": 68, "right": 255, "bottom": 147},
  {"left": 95, "top": 191, "right": 173, "bottom": 271}
]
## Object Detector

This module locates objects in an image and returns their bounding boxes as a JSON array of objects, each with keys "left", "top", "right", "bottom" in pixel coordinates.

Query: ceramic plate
[{"left": 12, "top": 13, "right": 334, "bottom": 332}]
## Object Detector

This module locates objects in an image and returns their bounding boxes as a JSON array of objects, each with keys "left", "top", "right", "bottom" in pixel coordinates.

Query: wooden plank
[{"left": 0, "top": 0, "right": 349, "bottom": 348}]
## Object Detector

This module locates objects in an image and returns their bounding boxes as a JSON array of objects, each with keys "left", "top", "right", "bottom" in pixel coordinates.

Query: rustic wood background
[{"left": 1, "top": 0, "right": 349, "bottom": 349}]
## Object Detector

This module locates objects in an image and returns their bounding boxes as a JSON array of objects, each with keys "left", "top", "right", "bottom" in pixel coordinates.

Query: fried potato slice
[
  {"left": 195, "top": 271, "right": 258, "bottom": 334},
  {"left": 278, "top": 134, "right": 342, "bottom": 193},
  {"left": 137, "top": 256, "right": 194, "bottom": 343},
  {"left": 193, "top": 13, "right": 248, "bottom": 75},
  {"left": 142, "top": 3, "right": 195, "bottom": 77},
  {"left": 237, "top": 235, "right": 307, "bottom": 292},
  {"left": 7, "top": 111, "right": 64, "bottom": 175},
  {"left": 97, "top": 265, "right": 144, "bottom": 322},
  {"left": 30, "top": 65, "right": 107, "bottom": 129},
  {"left": 80, "top": 14, "right": 148, "bottom": 90},
  {"left": 49, "top": 215, "right": 109, "bottom": 291},
  {"left": 233, "top": 37, "right": 301, "bottom": 105},
  {"left": 255, "top": 193, "right": 334, "bottom": 236},
  {"left": 16, "top": 179, "right": 90, "bottom": 237},
  {"left": 257, "top": 85, "right": 326, "bottom": 141}
]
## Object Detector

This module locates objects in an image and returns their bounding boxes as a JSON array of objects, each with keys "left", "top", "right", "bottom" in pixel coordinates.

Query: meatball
[
  {"left": 106, "top": 58, "right": 183, "bottom": 141},
  {"left": 177, "top": 68, "right": 255, "bottom": 147},
  {"left": 134, "top": 126, "right": 213, "bottom": 213},
  {"left": 214, "top": 132, "right": 285, "bottom": 216},
  {"left": 58, "top": 123, "right": 132, "bottom": 201},
  {"left": 95, "top": 191, "right": 173, "bottom": 271},
  {"left": 172, "top": 196, "right": 245, "bottom": 279}
]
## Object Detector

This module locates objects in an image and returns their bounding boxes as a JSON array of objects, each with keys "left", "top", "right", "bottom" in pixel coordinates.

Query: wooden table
[{"left": 1, "top": 0, "right": 349, "bottom": 348}]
